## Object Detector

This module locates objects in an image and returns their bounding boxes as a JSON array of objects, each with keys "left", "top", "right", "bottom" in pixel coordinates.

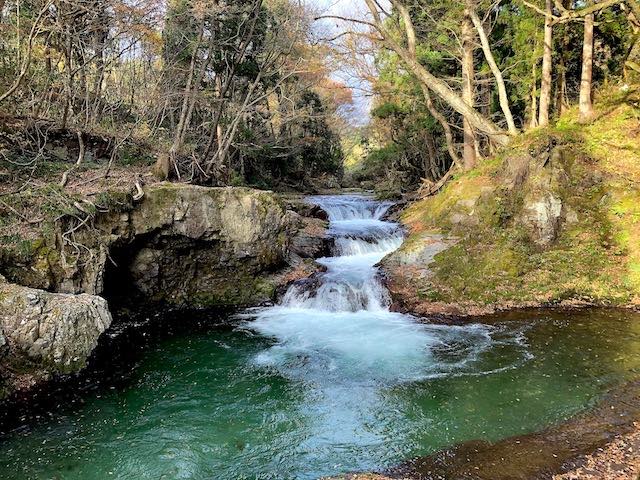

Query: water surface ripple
[{"left": 1, "top": 195, "right": 640, "bottom": 480}]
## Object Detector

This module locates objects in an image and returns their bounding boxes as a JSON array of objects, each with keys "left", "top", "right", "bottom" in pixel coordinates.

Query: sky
[{"left": 305, "top": 0, "right": 376, "bottom": 126}]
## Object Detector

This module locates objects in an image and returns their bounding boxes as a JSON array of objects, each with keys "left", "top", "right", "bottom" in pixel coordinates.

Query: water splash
[{"left": 243, "top": 194, "right": 529, "bottom": 385}]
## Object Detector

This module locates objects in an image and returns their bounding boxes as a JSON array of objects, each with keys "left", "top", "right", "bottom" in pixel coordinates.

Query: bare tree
[{"left": 0, "top": 0, "right": 52, "bottom": 104}]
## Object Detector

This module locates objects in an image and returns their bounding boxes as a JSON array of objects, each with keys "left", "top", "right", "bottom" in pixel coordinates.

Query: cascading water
[
  {"left": 244, "top": 195, "right": 528, "bottom": 385},
  {"left": 278, "top": 195, "right": 402, "bottom": 313}
]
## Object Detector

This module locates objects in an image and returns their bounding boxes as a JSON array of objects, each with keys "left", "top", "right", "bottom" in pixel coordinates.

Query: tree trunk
[
  {"left": 367, "top": 0, "right": 510, "bottom": 146},
  {"left": 469, "top": 6, "right": 517, "bottom": 134},
  {"left": 425, "top": 131, "right": 439, "bottom": 181},
  {"left": 578, "top": 13, "right": 595, "bottom": 123},
  {"left": 529, "top": 60, "right": 539, "bottom": 129},
  {"left": 462, "top": 7, "right": 477, "bottom": 170},
  {"left": 555, "top": 54, "right": 568, "bottom": 115},
  {"left": 391, "top": 38, "right": 509, "bottom": 146},
  {"left": 420, "top": 84, "right": 460, "bottom": 167},
  {"left": 538, "top": 0, "right": 553, "bottom": 127},
  {"left": 555, "top": 0, "right": 571, "bottom": 116},
  {"left": 156, "top": 17, "right": 204, "bottom": 179}
]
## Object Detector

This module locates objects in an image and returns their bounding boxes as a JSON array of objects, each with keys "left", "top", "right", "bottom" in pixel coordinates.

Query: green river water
[
  {"left": 1, "top": 195, "right": 639, "bottom": 479},
  {"left": 1, "top": 310, "right": 639, "bottom": 480}
]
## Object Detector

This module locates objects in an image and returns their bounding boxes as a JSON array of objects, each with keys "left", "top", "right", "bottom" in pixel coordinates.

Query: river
[{"left": 1, "top": 194, "right": 640, "bottom": 479}]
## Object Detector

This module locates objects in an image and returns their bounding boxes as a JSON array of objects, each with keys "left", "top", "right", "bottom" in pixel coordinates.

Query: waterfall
[
  {"left": 278, "top": 195, "right": 403, "bottom": 313},
  {"left": 242, "top": 194, "right": 529, "bottom": 385}
]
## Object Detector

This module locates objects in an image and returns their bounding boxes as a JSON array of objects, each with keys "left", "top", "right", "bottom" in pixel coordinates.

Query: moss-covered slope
[{"left": 383, "top": 90, "right": 640, "bottom": 315}]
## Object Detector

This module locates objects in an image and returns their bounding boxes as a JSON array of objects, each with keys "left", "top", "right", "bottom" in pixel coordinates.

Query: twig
[
  {"left": 0, "top": 199, "right": 44, "bottom": 224},
  {"left": 59, "top": 130, "right": 85, "bottom": 188},
  {"left": 133, "top": 177, "right": 144, "bottom": 201}
]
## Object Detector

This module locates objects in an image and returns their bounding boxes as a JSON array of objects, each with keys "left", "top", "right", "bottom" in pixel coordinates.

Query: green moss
[
  {"left": 398, "top": 98, "right": 640, "bottom": 308},
  {"left": 94, "top": 190, "right": 134, "bottom": 213},
  {"left": 427, "top": 217, "right": 633, "bottom": 306}
]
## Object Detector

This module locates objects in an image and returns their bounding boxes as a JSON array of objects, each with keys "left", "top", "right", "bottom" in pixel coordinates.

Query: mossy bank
[{"left": 382, "top": 90, "right": 640, "bottom": 316}]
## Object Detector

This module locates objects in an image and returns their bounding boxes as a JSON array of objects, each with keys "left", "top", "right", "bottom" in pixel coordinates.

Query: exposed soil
[{"left": 553, "top": 425, "right": 640, "bottom": 480}]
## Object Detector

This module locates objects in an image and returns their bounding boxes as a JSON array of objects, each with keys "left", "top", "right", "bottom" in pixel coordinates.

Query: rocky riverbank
[{"left": 0, "top": 184, "right": 331, "bottom": 400}]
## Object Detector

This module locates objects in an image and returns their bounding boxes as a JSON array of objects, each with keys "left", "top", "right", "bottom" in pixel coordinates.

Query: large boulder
[
  {"left": 104, "top": 185, "right": 293, "bottom": 307},
  {"left": 287, "top": 211, "right": 332, "bottom": 259},
  {"left": 0, "top": 280, "right": 112, "bottom": 374},
  {"left": 521, "top": 191, "right": 563, "bottom": 246},
  {"left": 514, "top": 147, "right": 569, "bottom": 246}
]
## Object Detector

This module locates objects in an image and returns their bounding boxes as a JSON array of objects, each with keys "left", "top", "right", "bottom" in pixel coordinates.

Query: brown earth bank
[{"left": 325, "top": 380, "right": 640, "bottom": 480}]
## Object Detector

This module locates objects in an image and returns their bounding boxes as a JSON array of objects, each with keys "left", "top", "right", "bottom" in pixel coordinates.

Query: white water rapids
[
  {"left": 243, "top": 194, "right": 530, "bottom": 386},
  {"left": 0, "top": 194, "right": 556, "bottom": 480}
]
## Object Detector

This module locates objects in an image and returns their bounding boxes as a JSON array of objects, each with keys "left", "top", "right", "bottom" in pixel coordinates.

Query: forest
[
  {"left": 0, "top": 0, "right": 347, "bottom": 190},
  {"left": 1, "top": 0, "right": 640, "bottom": 479},
  {"left": 346, "top": 0, "right": 639, "bottom": 196},
  {"left": 0, "top": 0, "right": 638, "bottom": 194}
]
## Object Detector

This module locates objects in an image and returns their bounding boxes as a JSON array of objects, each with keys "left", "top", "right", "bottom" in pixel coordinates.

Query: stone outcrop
[
  {"left": 2, "top": 184, "right": 297, "bottom": 308},
  {"left": 521, "top": 191, "right": 563, "bottom": 246},
  {"left": 513, "top": 148, "right": 569, "bottom": 246},
  {"left": 287, "top": 212, "right": 332, "bottom": 260},
  {"left": 0, "top": 185, "right": 331, "bottom": 398},
  {"left": 0, "top": 277, "right": 112, "bottom": 378},
  {"left": 380, "top": 233, "right": 457, "bottom": 315},
  {"left": 105, "top": 185, "right": 294, "bottom": 307}
]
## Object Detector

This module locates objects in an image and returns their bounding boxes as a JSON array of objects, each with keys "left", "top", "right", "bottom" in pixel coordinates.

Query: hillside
[{"left": 383, "top": 87, "right": 640, "bottom": 315}]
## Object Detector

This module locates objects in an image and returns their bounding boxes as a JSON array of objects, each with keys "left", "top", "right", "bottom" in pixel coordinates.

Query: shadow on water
[{"left": 0, "top": 304, "right": 236, "bottom": 436}]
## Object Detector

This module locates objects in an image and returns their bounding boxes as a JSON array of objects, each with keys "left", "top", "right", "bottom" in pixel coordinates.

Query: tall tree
[
  {"left": 469, "top": 2, "right": 518, "bottom": 134},
  {"left": 538, "top": 0, "right": 553, "bottom": 126},
  {"left": 461, "top": 3, "right": 477, "bottom": 169},
  {"left": 362, "top": 0, "right": 511, "bottom": 146},
  {"left": 579, "top": 12, "right": 596, "bottom": 123}
]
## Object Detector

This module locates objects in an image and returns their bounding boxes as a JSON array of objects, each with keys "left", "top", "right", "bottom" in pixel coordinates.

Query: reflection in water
[{"left": 0, "top": 196, "right": 639, "bottom": 480}]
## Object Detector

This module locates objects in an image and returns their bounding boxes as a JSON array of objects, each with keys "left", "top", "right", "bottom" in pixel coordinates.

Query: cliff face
[
  {"left": 2, "top": 184, "right": 295, "bottom": 308},
  {"left": 0, "top": 185, "right": 328, "bottom": 399},
  {"left": 382, "top": 100, "right": 640, "bottom": 316}
]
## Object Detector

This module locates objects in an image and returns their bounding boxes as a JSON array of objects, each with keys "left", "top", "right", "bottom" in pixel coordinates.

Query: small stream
[{"left": 1, "top": 194, "right": 640, "bottom": 479}]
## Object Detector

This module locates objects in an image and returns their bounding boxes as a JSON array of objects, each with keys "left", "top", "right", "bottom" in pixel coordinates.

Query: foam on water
[
  {"left": 2, "top": 194, "right": 637, "bottom": 480},
  {"left": 243, "top": 194, "right": 530, "bottom": 384}
]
